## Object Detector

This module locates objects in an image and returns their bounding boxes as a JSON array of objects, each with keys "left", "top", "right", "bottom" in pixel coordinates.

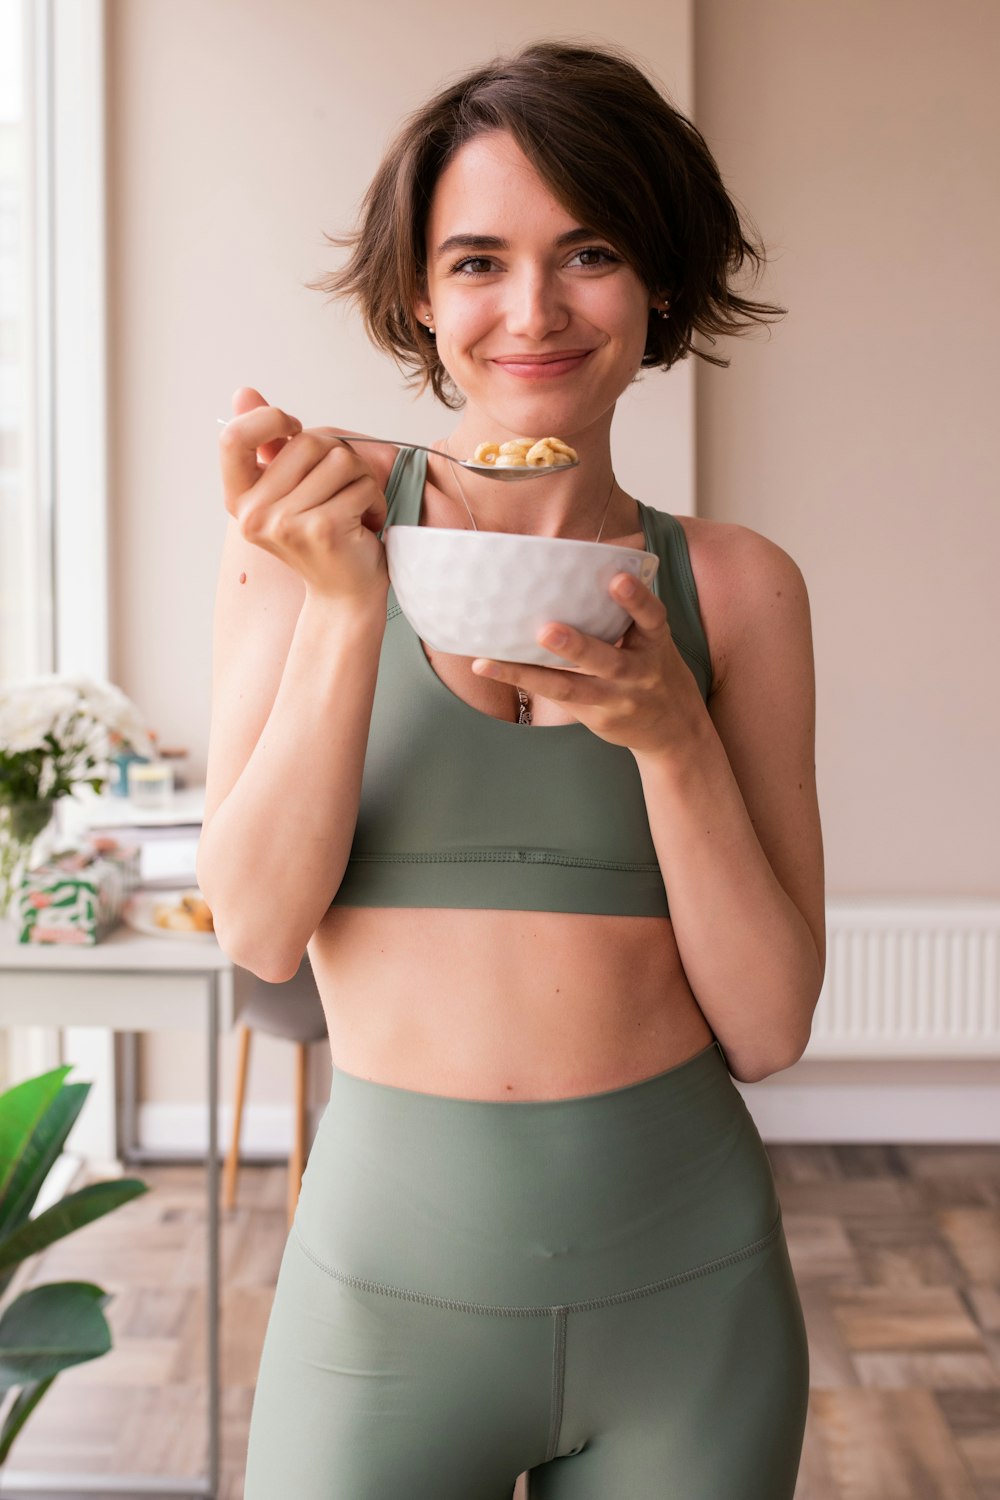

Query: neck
[{"left": 433, "top": 412, "right": 630, "bottom": 540}]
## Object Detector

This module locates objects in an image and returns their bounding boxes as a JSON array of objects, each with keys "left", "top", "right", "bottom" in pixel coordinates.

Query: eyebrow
[{"left": 433, "top": 227, "right": 603, "bottom": 260}]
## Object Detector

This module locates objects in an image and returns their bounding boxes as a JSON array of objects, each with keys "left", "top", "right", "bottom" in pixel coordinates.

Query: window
[
  {"left": 0, "top": 0, "right": 107, "bottom": 688},
  {"left": 1, "top": 0, "right": 53, "bottom": 683}
]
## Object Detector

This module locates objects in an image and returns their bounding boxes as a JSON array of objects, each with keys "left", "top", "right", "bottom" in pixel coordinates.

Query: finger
[
  {"left": 610, "top": 573, "right": 667, "bottom": 631},
  {"left": 231, "top": 387, "right": 290, "bottom": 465},
  {"left": 239, "top": 436, "right": 371, "bottom": 524},
  {"left": 219, "top": 397, "right": 302, "bottom": 496},
  {"left": 534, "top": 620, "right": 624, "bottom": 676},
  {"left": 232, "top": 385, "right": 267, "bottom": 418},
  {"left": 471, "top": 658, "right": 606, "bottom": 703}
]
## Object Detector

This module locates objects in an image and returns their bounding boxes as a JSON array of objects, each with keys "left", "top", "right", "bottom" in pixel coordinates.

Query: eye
[
  {"left": 450, "top": 256, "right": 498, "bottom": 277},
  {"left": 567, "top": 246, "right": 620, "bottom": 268}
]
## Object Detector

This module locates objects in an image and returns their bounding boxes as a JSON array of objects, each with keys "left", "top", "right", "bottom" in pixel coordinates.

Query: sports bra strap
[{"left": 379, "top": 446, "right": 427, "bottom": 538}]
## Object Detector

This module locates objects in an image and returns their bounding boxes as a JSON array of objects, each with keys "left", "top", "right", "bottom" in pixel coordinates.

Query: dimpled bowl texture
[{"left": 384, "top": 525, "right": 660, "bottom": 668}]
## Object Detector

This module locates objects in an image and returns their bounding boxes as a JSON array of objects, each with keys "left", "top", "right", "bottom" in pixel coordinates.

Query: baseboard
[
  {"left": 733, "top": 1056, "right": 1000, "bottom": 1142},
  {"left": 136, "top": 1100, "right": 323, "bottom": 1160},
  {"left": 742, "top": 1085, "right": 999, "bottom": 1142}
]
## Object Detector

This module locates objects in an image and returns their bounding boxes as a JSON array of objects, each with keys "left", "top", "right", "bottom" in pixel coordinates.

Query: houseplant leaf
[
  {"left": 0, "top": 1068, "right": 72, "bottom": 1203},
  {"left": 0, "top": 1281, "right": 112, "bottom": 1384},
  {"left": 0, "top": 1081, "right": 90, "bottom": 1238},
  {"left": 0, "top": 1375, "right": 56, "bottom": 1465},
  {"left": 0, "top": 1180, "right": 149, "bottom": 1277}
]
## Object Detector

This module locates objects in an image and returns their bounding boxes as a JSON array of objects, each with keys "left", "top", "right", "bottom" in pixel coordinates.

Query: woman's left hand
[{"left": 472, "top": 572, "right": 708, "bottom": 757}]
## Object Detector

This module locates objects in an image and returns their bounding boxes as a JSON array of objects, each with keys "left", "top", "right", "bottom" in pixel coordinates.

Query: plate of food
[{"left": 122, "top": 888, "right": 216, "bottom": 941}]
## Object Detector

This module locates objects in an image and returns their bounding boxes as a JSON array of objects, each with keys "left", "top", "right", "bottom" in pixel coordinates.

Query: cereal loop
[
  {"left": 526, "top": 437, "right": 578, "bottom": 467},
  {"left": 470, "top": 436, "right": 577, "bottom": 468}
]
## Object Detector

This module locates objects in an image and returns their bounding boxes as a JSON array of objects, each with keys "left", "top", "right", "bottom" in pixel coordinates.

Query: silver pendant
[{"left": 516, "top": 687, "right": 532, "bottom": 725}]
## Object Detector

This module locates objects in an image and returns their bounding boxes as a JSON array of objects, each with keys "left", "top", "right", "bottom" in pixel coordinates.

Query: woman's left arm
[
  {"left": 632, "top": 525, "right": 826, "bottom": 1084},
  {"left": 471, "top": 522, "right": 826, "bottom": 1083}
]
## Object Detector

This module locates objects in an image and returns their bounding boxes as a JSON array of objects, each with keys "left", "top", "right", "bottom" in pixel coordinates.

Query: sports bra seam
[{"left": 344, "top": 851, "right": 662, "bottom": 872}]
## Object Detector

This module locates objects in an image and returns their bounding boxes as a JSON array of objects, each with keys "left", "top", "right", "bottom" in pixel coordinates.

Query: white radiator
[{"left": 806, "top": 898, "right": 1000, "bottom": 1058}]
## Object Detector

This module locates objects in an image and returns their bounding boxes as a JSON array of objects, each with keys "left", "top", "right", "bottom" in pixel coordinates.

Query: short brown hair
[{"left": 308, "top": 39, "right": 786, "bottom": 408}]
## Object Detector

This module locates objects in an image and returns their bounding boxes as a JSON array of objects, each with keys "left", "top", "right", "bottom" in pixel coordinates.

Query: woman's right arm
[{"left": 195, "top": 390, "right": 393, "bottom": 981}]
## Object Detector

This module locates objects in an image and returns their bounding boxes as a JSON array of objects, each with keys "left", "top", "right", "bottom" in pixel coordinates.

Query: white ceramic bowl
[{"left": 384, "top": 525, "right": 659, "bottom": 667}]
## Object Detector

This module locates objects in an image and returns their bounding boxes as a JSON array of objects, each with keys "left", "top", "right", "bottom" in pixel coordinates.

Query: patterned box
[{"left": 16, "top": 837, "right": 142, "bottom": 945}]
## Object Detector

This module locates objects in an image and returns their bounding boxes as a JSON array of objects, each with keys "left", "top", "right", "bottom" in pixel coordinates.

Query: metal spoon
[{"left": 216, "top": 419, "right": 579, "bottom": 482}]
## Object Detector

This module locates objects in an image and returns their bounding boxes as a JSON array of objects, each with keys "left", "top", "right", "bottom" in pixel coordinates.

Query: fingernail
[
  {"left": 473, "top": 660, "right": 497, "bottom": 676},
  {"left": 617, "top": 576, "right": 636, "bottom": 596},
  {"left": 544, "top": 628, "right": 568, "bottom": 647}
]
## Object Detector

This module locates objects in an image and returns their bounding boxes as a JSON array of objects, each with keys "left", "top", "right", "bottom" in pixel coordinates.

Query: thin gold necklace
[{"left": 441, "top": 442, "right": 617, "bottom": 726}]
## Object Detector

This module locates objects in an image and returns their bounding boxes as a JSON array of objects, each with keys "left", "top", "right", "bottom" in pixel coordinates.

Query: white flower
[
  {"left": 0, "top": 680, "right": 79, "bottom": 753},
  {"left": 0, "top": 673, "right": 157, "bottom": 802}
]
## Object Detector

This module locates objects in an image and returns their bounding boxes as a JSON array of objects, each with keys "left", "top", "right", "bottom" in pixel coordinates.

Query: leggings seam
[
  {"left": 545, "top": 1308, "right": 568, "bottom": 1462},
  {"left": 289, "top": 1208, "right": 784, "bottom": 1317}
]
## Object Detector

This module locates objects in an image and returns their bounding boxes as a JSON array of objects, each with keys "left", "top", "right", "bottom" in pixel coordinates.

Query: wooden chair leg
[
  {"left": 223, "top": 1024, "right": 252, "bottom": 1210},
  {"left": 287, "top": 1042, "right": 308, "bottom": 1231}
]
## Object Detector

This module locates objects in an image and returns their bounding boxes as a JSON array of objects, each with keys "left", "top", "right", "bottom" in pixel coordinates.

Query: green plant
[{"left": 0, "top": 1064, "right": 149, "bottom": 1467}]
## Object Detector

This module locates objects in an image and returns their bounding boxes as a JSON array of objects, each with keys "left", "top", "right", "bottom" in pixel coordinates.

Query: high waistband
[{"left": 292, "top": 1039, "right": 783, "bottom": 1312}]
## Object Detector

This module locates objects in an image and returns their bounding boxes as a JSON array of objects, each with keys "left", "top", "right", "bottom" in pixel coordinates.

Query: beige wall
[
  {"left": 107, "top": 1, "right": 999, "bottom": 1116},
  {"left": 694, "top": 0, "right": 999, "bottom": 898},
  {"left": 107, "top": 0, "right": 694, "bottom": 1109}
]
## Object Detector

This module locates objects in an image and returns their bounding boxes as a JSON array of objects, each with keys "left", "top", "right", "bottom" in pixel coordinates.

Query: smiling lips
[{"left": 491, "top": 349, "right": 594, "bottom": 379}]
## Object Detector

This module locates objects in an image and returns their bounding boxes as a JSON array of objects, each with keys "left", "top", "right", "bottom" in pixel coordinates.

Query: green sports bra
[{"left": 328, "top": 446, "right": 713, "bottom": 918}]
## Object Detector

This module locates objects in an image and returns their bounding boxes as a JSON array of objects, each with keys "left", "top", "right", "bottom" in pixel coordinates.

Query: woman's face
[{"left": 419, "top": 130, "right": 656, "bottom": 440}]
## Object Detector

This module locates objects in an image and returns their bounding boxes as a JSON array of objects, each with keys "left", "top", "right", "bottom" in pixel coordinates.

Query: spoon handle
[
  {"left": 334, "top": 434, "right": 472, "bottom": 467},
  {"left": 215, "top": 419, "right": 464, "bottom": 468}
]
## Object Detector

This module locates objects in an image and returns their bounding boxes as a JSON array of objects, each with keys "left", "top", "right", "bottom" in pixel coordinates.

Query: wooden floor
[{"left": 4, "top": 1141, "right": 999, "bottom": 1498}]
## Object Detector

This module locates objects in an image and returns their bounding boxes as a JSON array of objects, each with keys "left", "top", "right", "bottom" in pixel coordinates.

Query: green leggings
[{"left": 244, "top": 1039, "right": 809, "bottom": 1499}]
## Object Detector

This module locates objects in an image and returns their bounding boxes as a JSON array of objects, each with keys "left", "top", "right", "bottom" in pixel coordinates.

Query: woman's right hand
[{"left": 219, "top": 387, "right": 390, "bottom": 604}]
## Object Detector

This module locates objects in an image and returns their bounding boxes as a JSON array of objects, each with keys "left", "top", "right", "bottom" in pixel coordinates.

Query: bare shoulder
[{"left": 671, "top": 513, "right": 808, "bottom": 697}]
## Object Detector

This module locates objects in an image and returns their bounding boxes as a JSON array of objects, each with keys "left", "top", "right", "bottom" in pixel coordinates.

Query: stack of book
[{"left": 57, "top": 784, "right": 205, "bottom": 891}]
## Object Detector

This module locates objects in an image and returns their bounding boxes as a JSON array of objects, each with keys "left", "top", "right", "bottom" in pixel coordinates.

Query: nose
[{"left": 503, "top": 265, "right": 570, "bottom": 341}]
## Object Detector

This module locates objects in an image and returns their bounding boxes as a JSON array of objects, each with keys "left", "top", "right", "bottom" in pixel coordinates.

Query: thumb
[
  {"left": 232, "top": 385, "right": 267, "bottom": 419},
  {"left": 231, "top": 386, "right": 290, "bottom": 468}
]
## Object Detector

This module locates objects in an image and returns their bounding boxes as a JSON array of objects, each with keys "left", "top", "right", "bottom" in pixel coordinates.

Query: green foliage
[{"left": 0, "top": 1066, "right": 149, "bottom": 1465}]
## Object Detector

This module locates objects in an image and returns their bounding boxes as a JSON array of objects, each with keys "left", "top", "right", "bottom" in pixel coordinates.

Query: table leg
[
  {"left": 120, "top": 1030, "right": 137, "bottom": 1159},
  {"left": 206, "top": 976, "right": 220, "bottom": 1497}
]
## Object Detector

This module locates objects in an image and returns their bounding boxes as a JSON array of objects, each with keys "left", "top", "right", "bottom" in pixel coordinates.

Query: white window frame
[{"left": 11, "top": 0, "right": 117, "bottom": 1171}]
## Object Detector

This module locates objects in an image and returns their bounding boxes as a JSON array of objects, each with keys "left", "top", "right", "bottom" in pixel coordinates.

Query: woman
[{"left": 199, "top": 39, "right": 824, "bottom": 1500}]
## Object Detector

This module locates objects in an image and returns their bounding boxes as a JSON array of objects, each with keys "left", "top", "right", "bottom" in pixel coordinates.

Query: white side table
[{"left": 0, "top": 915, "right": 241, "bottom": 1498}]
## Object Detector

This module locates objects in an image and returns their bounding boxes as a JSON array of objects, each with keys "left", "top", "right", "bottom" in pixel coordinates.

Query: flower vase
[{"left": 0, "top": 800, "right": 58, "bottom": 921}]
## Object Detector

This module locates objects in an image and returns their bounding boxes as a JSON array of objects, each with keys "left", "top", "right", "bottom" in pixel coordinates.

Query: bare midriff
[
  {"left": 305, "top": 518, "right": 717, "bottom": 1103},
  {"left": 308, "top": 905, "right": 715, "bottom": 1101}
]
